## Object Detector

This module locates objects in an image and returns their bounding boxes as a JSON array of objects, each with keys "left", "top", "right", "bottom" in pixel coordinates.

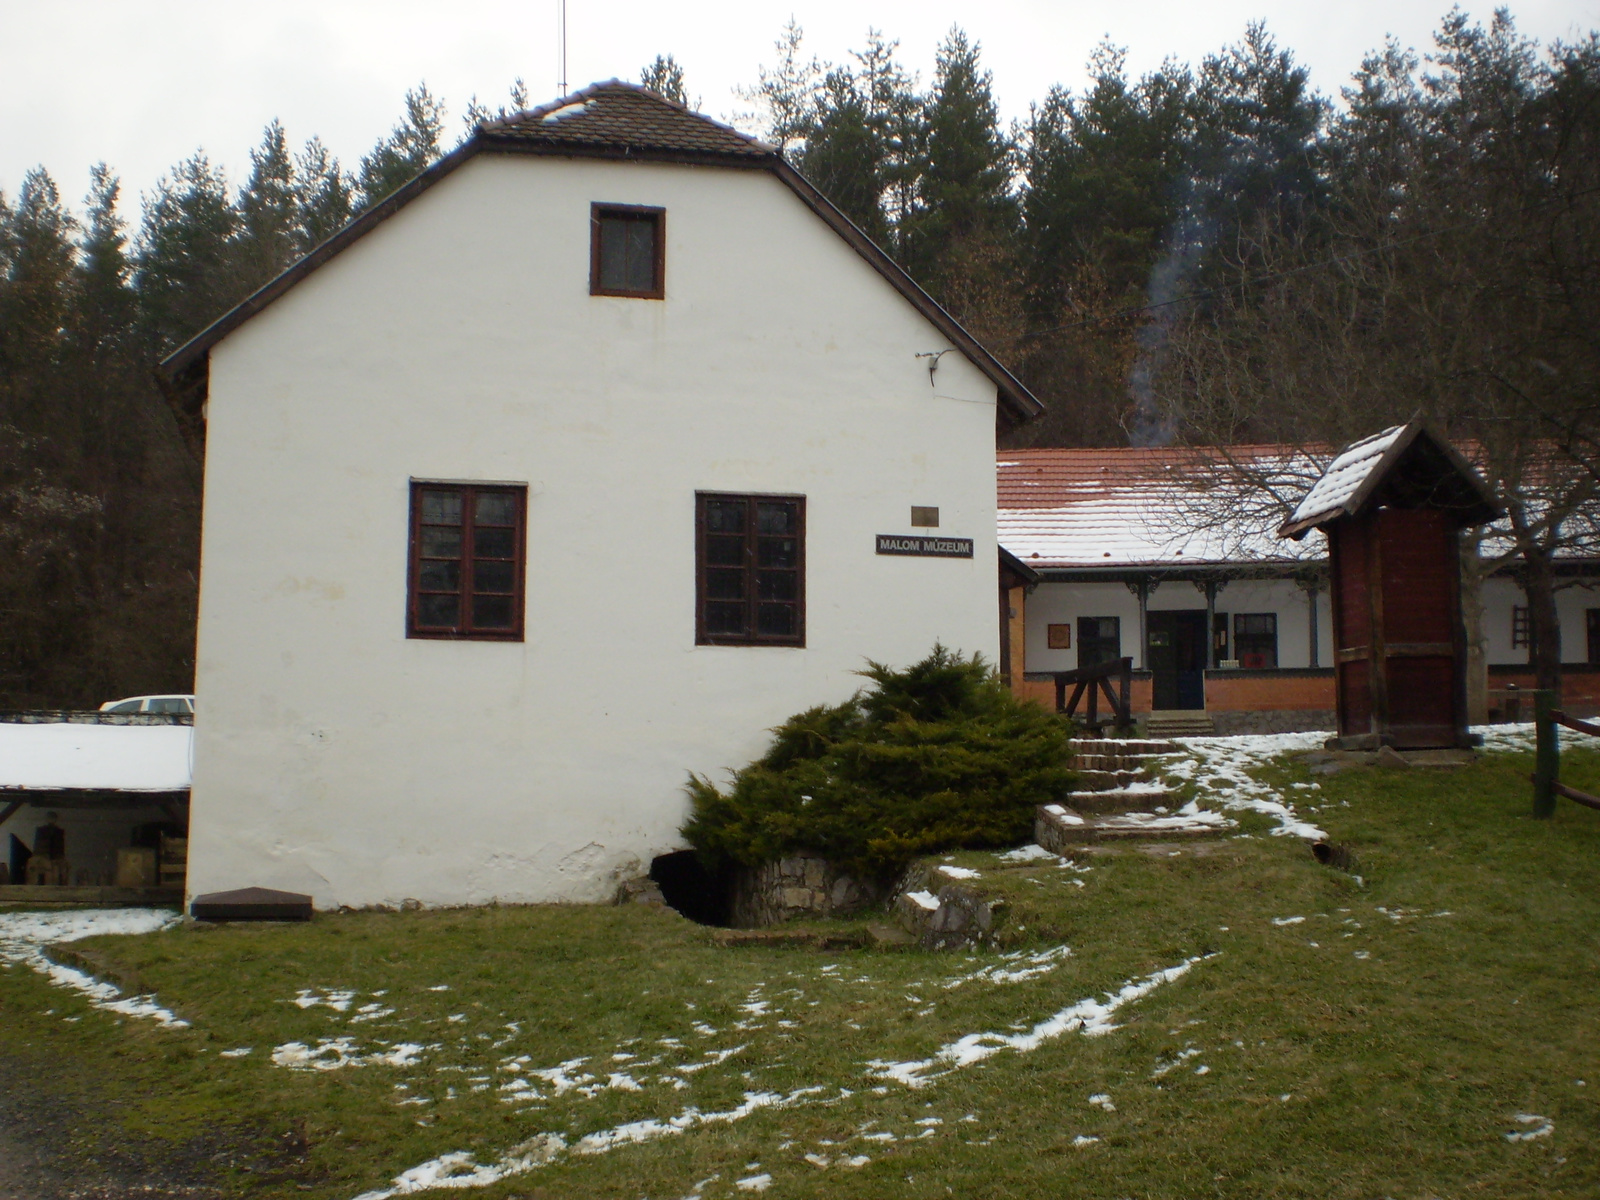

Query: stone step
[
  {"left": 1072, "top": 738, "right": 1181, "bottom": 756},
  {"left": 1035, "top": 802, "right": 1233, "bottom": 849},
  {"left": 1071, "top": 752, "right": 1181, "bottom": 772},
  {"left": 1069, "top": 767, "right": 1152, "bottom": 791},
  {"left": 1067, "top": 784, "right": 1179, "bottom": 814},
  {"left": 1143, "top": 713, "right": 1216, "bottom": 737}
]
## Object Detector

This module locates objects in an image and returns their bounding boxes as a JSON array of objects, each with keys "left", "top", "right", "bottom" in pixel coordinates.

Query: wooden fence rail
[
  {"left": 1531, "top": 691, "right": 1600, "bottom": 816},
  {"left": 1046, "top": 656, "right": 1133, "bottom": 733}
]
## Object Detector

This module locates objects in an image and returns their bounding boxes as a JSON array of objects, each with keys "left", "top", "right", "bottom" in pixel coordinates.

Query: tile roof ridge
[{"left": 479, "top": 79, "right": 778, "bottom": 155}]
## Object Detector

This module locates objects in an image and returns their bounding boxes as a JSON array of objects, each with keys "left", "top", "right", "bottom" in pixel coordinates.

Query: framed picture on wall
[{"left": 1047, "top": 623, "right": 1072, "bottom": 649}]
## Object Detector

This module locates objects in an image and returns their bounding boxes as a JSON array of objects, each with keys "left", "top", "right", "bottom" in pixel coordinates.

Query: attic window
[{"left": 591, "top": 204, "right": 664, "bottom": 298}]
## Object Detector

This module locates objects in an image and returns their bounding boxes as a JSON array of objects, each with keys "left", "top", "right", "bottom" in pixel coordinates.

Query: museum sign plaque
[{"left": 875, "top": 534, "right": 974, "bottom": 558}]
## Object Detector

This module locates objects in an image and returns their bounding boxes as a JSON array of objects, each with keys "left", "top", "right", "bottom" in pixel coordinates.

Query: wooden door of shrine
[{"left": 1330, "top": 508, "right": 1464, "bottom": 748}]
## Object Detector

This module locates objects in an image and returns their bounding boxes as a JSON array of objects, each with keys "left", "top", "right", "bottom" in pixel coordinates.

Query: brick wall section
[
  {"left": 1204, "top": 671, "right": 1335, "bottom": 712},
  {"left": 1487, "top": 667, "right": 1600, "bottom": 718},
  {"left": 1017, "top": 671, "right": 1331, "bottom": 715}
]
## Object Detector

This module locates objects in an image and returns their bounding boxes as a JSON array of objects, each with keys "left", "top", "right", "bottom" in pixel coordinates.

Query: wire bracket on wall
[{"left": 915, "top": 349, "right": 953, "bottom": 386}]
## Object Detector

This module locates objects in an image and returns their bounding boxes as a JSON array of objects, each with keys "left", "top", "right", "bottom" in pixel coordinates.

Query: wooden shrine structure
[{"left": 1279, "top": 421, "right": 1499, "bottom": 749}]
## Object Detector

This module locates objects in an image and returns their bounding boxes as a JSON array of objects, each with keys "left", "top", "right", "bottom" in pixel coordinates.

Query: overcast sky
[{"left": 5, "top": 1, "right": 1596, "bottom": 219}]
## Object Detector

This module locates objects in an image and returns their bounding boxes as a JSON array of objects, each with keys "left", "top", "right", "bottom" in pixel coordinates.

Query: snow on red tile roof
[{"left": 998, "top": 446, "right": 1326, "bottom": 570}]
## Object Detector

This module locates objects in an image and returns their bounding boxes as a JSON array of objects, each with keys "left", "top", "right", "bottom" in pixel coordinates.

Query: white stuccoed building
[{"left": 159, "top": 83, "right": 1042, "bottom": 910}]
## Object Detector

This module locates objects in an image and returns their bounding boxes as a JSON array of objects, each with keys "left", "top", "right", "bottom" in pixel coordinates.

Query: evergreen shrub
[{"left": 681, "top": 646, "right": 1075, "bottom": 879}]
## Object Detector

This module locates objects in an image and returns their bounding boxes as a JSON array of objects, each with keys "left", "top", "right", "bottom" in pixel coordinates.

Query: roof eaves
[
  {"left": 158, "top": 139, "right": 483, "bottom": 381},
  {"left": 770, "top": 159, "right": 1044, "bottom": 429}
]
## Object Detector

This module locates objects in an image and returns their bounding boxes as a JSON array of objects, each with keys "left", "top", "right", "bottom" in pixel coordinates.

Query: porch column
[
  {"left": 1295, "top": 574, "right": 1323, "bottom": 668},
  {"left": 1126, "top": 577, "right": 1156, "bottom": 669},
  {"left": 1307, "top": 581, "right": 1320, "bottom": 668},
  {"left": 1204, "top": 581, "right": 1220, "bottom": 669}
]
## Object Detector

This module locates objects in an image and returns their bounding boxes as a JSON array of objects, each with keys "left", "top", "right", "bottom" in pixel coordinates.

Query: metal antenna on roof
[{"left": 558, "top": 0, "right": 568, "bottom": 96}]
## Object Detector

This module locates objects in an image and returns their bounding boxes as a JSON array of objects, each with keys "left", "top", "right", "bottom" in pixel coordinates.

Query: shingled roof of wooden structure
[
  {"left": 1278, "top": 419, "right": 1501, "bottom": 539},
  {"left": 158, "top": 81, "right": 1042, "bottom": 429}
]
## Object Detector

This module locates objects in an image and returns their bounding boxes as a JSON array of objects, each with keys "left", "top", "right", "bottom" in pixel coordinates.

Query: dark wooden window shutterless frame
[
  {"left": 408, "top": 482, "right": 527, "bottom": 640},
  {"left": 696, "top": 493, "right": 805, "bottom": 646},
  {"left": 1234, "top": 612, "right": 1279, "bottom": 669},
  {"left": 590, "top": 204, "right": 665, "bottom": 298},
  {"left": 1047, "top": 623, "right": 1072, "bottom": 650}
]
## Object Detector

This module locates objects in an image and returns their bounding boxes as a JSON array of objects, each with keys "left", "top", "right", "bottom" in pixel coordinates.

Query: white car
[{"left": 99, "top": 694, "right": 196, "bottom": 715}]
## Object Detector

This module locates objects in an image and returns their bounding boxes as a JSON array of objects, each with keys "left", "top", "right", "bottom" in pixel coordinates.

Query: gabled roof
[
  {"left": 998, "top": 446, "right": 1324, "bottom": 570},
  {"left": 479, "top": 82, "right": 776, "bottom": 158},
  {"left": 1278, "top": 419, "right": 1501, "bottom": 538},
  {"left": 157, "top": 81, "right": 1042, "bottom": 428}
]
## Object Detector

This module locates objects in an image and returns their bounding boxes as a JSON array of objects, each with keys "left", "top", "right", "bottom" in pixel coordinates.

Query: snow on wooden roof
[
  {"left": 0, "top": 723, "right": 192, "bottom": 792},
  {"left": 1277, "top": 420, "right": 1501, "bottom": 539},
  {"left": 998, "top": 447, "right": 1324, "bottom": 570},
  {"left": 1280, "top": 424, "right": 1407, "bottom": 532}
]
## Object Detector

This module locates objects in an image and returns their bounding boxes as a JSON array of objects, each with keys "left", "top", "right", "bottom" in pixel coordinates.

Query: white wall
[
  {"left": 1482, "top": 575, "right": 1600, "bottom": 664},
  {"left": 190, "top": 153, "right": 1001, "bottom": 909},
  {"left": 1023, "top": 577, "right": 1332, "bottom": 671}
]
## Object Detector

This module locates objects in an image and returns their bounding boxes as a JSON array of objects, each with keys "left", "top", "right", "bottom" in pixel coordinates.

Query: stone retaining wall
[
  {"left": 1210, "top": 709, "right": 1336, "bottom": 736},
  {"left": 729, "top": 855, "right": 883, "bottom": 928},
  {"left": 889, "top": 862, "right": 1005, "bottom": 949}
]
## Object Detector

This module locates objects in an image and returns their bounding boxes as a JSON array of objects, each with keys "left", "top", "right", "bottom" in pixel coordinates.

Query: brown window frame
[
  {"left": 1233, "top": 612, "right": 1279, "bottom": 669},
  {"left": 590, "top": 203, "right": 665, "bottom": 299},
  {"left": 695, "top": 492, "right": 806, "bottom": 647},
  {"left": 1512, "top": 604, "right": 1530, "bottom": 649},
  {"left": 407, "top": 481, "right": 527, "bottom": 641}
]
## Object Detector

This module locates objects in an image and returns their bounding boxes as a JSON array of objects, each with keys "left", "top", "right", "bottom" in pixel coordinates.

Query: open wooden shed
[{"left": 1279, "top": 421, "right": 1500, "bottom": 749}]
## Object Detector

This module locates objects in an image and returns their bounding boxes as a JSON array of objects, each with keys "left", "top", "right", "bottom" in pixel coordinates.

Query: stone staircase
[
  {"left": 1144, "top": 711, "right": 1216, "bottom": 738},
  {"left": 1036, "top": 736, "right": 1229, "bottom": 848}
]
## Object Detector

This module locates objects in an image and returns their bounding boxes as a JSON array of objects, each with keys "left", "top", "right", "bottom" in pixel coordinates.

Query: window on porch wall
[
  {"left": 1234, "top": 613, "right": 1278, "bottom": 669},
  {"left": 1077, "top": 616, "right": 1120, "bottom": 668}
]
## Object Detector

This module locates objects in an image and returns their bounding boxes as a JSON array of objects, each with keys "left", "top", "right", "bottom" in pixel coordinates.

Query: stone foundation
[
  {"left": 729, "top": 855, "right": 883, "bottom": 928},
  {"left": 1209, "top": 709, "right": 1336, "bottom": 736}
]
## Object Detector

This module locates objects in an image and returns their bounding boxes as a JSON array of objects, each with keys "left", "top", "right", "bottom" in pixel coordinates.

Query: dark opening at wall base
[{"left": 649, "top": 851, "right": 733, "bottom": 927}]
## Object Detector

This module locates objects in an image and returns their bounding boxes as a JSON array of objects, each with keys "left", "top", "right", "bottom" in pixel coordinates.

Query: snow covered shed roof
[
  {"left": 157, "top": 81, "right": 1042, "bottom": 429},
  {"left": 0, "top": 723, "right": 192, "bottom": 794},
  {"left": 998, "top": 446, "right": 1325, "bottom": 572},
  {"left": 1278, "top": 420, "right": 1501, "bottom": 539}
]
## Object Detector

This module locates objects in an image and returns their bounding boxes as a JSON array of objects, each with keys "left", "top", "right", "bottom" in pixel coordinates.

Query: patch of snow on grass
[
  {"left": 997, "top": 844, "right": 1057, "bottom": 862},
  {"left": 1088, "top": 1093, "right": 1115, "bottom": 1111},
  {"left": 937, "top": 865, "right": 982, "bottom": 880},
  {"left": 220, "top": 1047, "right": 252, "bottom": 1058},
  {"left": 1271, "top": 916, "right": 1306, "bottom": 926},
  {"left": 904, "top": 890, "right": 940, "bottom": 911},
  {"left": 942, "top": 945, "right": 1072, "bottom": 990},
  {"left": 1151, "top": 1047, "right": 1202, "bottom": 1078},
  {"left": 1167, "top": 732, "right": 1328, "bottom": 839},
  {"left": 1505, "top": 1114, "right": 1554, "bottom": 1142},
  {"left": 273, "top": 1038, "right": 432, "bottom": 1071},
  {"left": 869, "top": 955, "right": 1212, "bottom": 1088},
  {"left": 294, "top": 988, "right": 356, "bottom": 1012},
  {"left": 735, "top": 1173, "right": 771, "bottom": 1191},
  {"left": 0, "top": 908, "right": 187, "bottom": 1028}
]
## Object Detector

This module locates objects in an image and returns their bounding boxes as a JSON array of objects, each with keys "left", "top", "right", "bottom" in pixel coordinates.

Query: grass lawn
[{"left": 2, "top": 740, "right": 1597, "bottom": 1199}]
